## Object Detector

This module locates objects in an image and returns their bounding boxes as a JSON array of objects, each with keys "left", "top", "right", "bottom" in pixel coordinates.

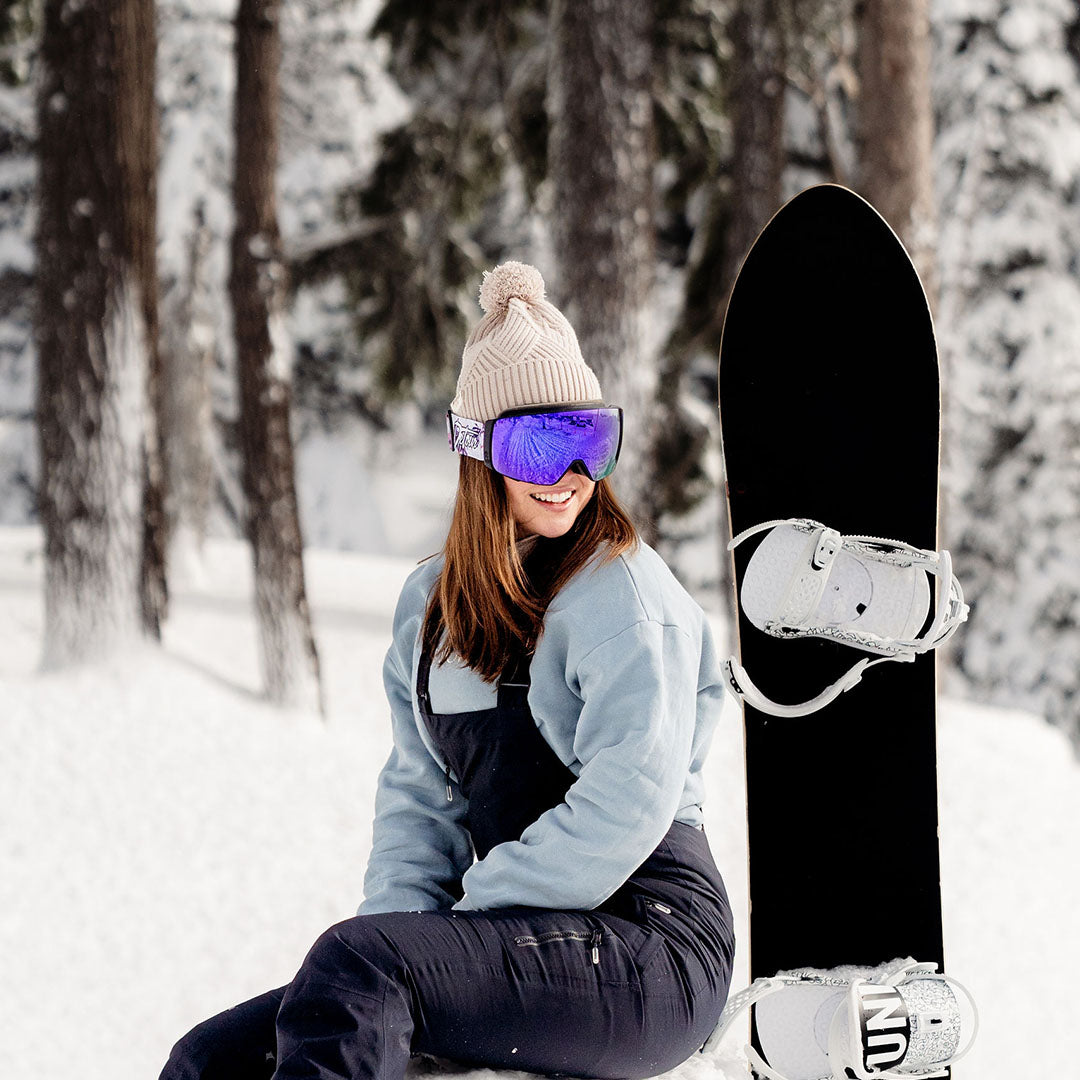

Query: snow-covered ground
[{"left": 1, "top": 524, "right": 1076, "bottom": 1080}]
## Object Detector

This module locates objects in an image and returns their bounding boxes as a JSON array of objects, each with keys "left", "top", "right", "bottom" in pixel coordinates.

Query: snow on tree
[
  {"left": 278, "top": 0, "right": 408, "bottom": 415},
  {"left": 934, "top": 0, "right": 1080, "bottom": 737},
  {"left": 0, "top": 2, "right": 38, "bottom": 525},
  {"left": 309, "top": 0, "right": 551, "bottom": 422},
  {"left": 35, "top": 0, "right": 164, "bottom": 665}
]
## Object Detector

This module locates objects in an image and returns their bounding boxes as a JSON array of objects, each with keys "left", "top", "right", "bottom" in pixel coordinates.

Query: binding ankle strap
[{"left": 722, "top": 654, "right": 898, "bottom": 718}]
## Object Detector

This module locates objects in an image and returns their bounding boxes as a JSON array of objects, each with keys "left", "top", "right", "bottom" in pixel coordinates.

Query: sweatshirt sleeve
[
  {"left": 453, "top": 616, "right": 698, "bottom": 912},
  {"left": 358, "top": 573, "right": 474, "bottom": 915}
]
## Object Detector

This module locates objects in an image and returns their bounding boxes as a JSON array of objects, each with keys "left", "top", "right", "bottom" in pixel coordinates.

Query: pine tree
[
  {"left": 294, "top": 0, "right": 549, "bottom": 421},
  {"left": 325, "top": 2, "right": 727, "bottom": 434},
  {"left": 35, "top": 0, "right": 165, "bottom": 665},
  {"left": 230, "top": 0, "right": 323, "bottom": 710},
  {"left": 935, "top": 0, "right": 1080, "bottom": 737}
]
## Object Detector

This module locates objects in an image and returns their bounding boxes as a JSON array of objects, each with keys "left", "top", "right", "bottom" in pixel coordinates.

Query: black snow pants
[{"left": 160, "top": 647, "right": 734, "bottom": 1080}]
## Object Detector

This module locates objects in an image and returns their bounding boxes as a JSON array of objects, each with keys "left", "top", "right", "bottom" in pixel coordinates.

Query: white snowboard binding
[
  {"left": 723, "top": 519, "right": 968, "bottom": 717},
  {"left": 703, "top": 958, "right": 978, "bottom": 1080}
]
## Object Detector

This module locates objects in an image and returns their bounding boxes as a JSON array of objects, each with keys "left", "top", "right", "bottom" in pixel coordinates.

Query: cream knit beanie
[{"left": 450, "top": 261, "right": 603, "bottom": 422}]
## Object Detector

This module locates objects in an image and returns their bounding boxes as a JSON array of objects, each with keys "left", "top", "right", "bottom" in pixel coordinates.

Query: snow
[
  {"left": 1, "top": 522, "right": 1077, "bottom": 1080},
  {"left": 294, "top": 415, "right": 457, "bottom": 558}
]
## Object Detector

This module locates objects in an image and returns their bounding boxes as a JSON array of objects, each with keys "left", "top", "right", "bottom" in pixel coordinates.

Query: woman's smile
[
  {"left": 505, "top": 472, "right": 596, "bottom": 537},
  {"left": 530, "top": 489, "right": 573, "bottom": 504}
]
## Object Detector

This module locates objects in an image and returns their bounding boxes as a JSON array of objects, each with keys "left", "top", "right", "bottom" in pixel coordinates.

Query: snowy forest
[
  {"left": 1, "top": 0, "right": 1079, "bottom": 732},
  {"left": 2, "top": 5, "right": 1079, "bottom": 1080}
]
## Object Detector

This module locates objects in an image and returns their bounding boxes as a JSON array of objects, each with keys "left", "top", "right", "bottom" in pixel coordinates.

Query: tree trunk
[
  {"left": 548, "top": 0, "right": 657, "bottom": 536},
  {"left": 723, "top": 0, "right": 787, "bottom": 299},
  {"left": 229, "top": 0, "right": 323, "bottom": 711},
  {"left": 35, "top": 0, "right": 164, "bottom": 667},
  {"left": 856, "top": 0, "right": 937, "bottom": 306},
  {"left": 718, "top": 0, "right": 788, "bottom": 617}
]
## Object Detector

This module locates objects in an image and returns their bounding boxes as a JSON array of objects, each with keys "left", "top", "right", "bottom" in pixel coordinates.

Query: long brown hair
[{"left": 423, "top": 457, "right": 638, "bottom": 681}]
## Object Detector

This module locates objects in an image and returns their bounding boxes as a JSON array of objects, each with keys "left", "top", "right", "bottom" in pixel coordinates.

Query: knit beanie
[{"left": 450, "top": 261, "right": 603, "bottom": 422}]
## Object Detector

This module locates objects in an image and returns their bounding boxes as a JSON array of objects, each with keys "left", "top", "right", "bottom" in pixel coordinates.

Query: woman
[{"left": 162, "top": 261, "right": 734, "bottom": 1080}]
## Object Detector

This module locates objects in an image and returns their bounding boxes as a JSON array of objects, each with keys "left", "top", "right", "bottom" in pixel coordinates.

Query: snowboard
[{"left": 718, "top": 185, "right": 946, "bottom": 1075}]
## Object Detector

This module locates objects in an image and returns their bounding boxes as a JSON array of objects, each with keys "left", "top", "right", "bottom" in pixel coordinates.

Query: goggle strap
[{"left": 447, "top": 412, "right": 486, "bottom": 463}]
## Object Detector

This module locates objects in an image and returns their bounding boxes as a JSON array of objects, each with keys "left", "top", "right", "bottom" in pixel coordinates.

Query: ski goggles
[{"left": 446, "top": 403, "right": 624, "bottom": 485}]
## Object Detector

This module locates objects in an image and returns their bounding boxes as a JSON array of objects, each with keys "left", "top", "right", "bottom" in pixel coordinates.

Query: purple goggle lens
[
  {"left": 491, "top": 406, "right": 623, "bottom": 485},
  {"left": 447, "top": 405, "right": 623, "bottom": 485}
]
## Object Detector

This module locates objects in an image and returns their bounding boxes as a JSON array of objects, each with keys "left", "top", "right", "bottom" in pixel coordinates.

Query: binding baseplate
[{"left": 724, "top": 519, "right": 968, "bottom": 717}]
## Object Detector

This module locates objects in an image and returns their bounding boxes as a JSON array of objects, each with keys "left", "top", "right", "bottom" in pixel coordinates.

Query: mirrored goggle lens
[{"left": 489, "top": 408, "right": 622, "bottom": 485}]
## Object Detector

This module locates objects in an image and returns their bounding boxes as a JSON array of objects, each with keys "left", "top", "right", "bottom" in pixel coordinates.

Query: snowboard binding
[
  {"left": 724, "top": 519, "right": 969, "bottom": 717},
  {"left": 703, "top": 957, "right": 979, "bottom": 1080}
]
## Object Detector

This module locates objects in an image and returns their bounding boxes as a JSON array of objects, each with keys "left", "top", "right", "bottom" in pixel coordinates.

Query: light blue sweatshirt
[{"left": 358, "top": 541, "right": 728, "bottom": 915}]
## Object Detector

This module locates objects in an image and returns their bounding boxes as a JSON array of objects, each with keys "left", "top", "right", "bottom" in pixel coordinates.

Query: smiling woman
[
  {"left": 160, "top": 262, "right": 735, "bottom": 1080},
  {"left": 504, "top": 470, "right": 596, "bottom": 537}
]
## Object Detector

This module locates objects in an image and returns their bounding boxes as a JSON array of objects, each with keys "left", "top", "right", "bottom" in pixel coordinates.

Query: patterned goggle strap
[{"left": 446, "top": 413, "right": 486, "bottom": 462}]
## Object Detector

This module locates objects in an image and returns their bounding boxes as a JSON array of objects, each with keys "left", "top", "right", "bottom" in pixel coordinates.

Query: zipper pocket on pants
[{"left": 514, "top": 929, "right": 603, "bottom": 964}]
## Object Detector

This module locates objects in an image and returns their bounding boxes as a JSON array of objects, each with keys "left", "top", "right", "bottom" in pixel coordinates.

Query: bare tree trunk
[
  {"left": 718, "top": 0, "right": 788, "bottom": 615},
  {"left": 723, "top": 0, "right": 787, "bottom": 298},
  {"left": 548, "top": 0, "right": 657, "bottom": 537},
  {"left": 35, "top": 0, "right": 164, "bottom": 666},
  {"left": 856, "top": 0, "right": 937, "bottom": 306},
  {"left": 229, "top": 0, "right": 323, "bottom": 711}
]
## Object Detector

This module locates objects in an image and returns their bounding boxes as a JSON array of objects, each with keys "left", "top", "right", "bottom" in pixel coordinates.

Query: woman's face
[{"left": 503, "top": 468, "right": 596, "bottom": 538}]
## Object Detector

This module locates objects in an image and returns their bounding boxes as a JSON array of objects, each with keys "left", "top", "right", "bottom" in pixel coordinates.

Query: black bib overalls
[{"left": 161, "top": 646, "right": 734, "bottom": 1080}]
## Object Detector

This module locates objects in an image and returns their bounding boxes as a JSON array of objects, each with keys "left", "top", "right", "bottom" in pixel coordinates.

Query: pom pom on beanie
[
  {"left": 478, "top": 261, "right": 546, "bottom": 314},
  {"left": 451, "top": 260, "right": 603, "bottom": 422}
]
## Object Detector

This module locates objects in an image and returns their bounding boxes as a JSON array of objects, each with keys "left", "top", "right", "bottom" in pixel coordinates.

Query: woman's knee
[
  {"left": 160, "top": 1016, "right": 228, "bottom": 1080},
  {"left": 294, "top": 915, "right": 401, "bottom": 987},
  {"left": 159, "top": 988, "right": 285, "bottom": 1080}
]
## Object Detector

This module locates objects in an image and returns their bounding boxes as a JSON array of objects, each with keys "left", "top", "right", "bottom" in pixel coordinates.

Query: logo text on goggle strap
[
  {"left": 452, "top": 417, "right": 484, "bottom": 455},
  {"left": 857, "top": 984, "right": 911, "bottom": 1073}
]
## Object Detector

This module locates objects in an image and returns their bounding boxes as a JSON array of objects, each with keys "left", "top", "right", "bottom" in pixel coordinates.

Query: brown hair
[{"left": 423, "top": 457, "right": 638, "bottom": 681}]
